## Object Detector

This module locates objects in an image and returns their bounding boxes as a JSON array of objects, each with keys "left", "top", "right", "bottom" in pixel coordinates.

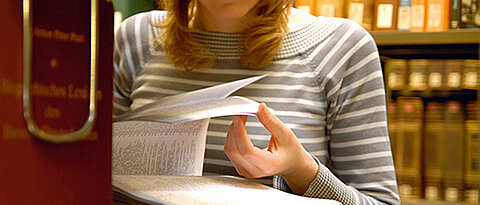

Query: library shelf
[{"left": 370, "top": 29, "right": 480, "bottom": 59}]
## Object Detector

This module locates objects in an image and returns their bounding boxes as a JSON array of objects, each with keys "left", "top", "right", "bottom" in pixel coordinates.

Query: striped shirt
[{"left": 113, "top": 9, "right": 400, "bottom": 205}]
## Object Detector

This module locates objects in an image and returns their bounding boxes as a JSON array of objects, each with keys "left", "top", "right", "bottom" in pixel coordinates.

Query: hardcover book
[
  {"left": 450, "top": 0, "right": 461, "bottom": 28},
  {"left": 443, "top": 101, "right": 465, "bottom": 202},
  {"left": 398, "top": 0, "right": 412, "bottom": 31},
  {"left": 385, "top": 59, "right": 408, "bottom": 91},
  {"left": 346, "top": 0, "right": 374, "bottom": 30},
  {"left": 427, "top": 60, "right": 445, "bottom": 90},
  {"left": 295, "top": 0, "right": 317, "bottom": 15},
  {"left": 316, "top": 0, "right": 345, "bottom": 17},
  {"left": 0, "top": 1, "right": 114, "bottom": 204},
  {"left": 462, "top": 60, "right": 480, "bottom": 90},
  {"left": 425, "top": 0, "right": 450, "bottom": 31},
  {"left": 408, "top": 59, "right": 429, "bottom": 91},
  {"left": 444, "top": 60, "right": 463, "bottom": 90},
  {"left": 460, "top": 0, "right": 480, "bottom": 28},
  {"left": 410, "top": 0, "right": 427, "bottom": 31},
  {"left": 464, "top": 101, "right": 480, "bottom": 204},
  {"left": 374, "top": 0, "right": 399, "bottom": 30},
  {"left": 423, "top": 102, "right": 446, "bottom": 201},
  {"left": 396, "top": 97, "right": 424, "bottom": 200}
]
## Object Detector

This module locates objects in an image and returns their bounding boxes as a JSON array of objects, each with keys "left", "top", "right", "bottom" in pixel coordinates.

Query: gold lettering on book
[
  {"left": 0, "top": 77, "right": 23, "bottom": 98},
  {"left": 44, "top": 104, "right": 62, "bottom": 119},
  {"left": 31, "top": 81, "right": 68, "bottom": 98},
  {"left": 68, "top": 84, "right": 89, "bottom": 100},
  {"left": 40, "top": 124, "right": 75, "bottom": 134},
  {"left": 34, "top": 27, "right": 85, "bottom": 44},
  {"left": 2, "top": 124, "right": 30, "bottom": 139}
]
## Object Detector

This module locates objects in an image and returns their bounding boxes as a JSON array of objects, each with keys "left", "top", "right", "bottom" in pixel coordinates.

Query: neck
[{"left": 196, "top": 5, "right": 246, "bottom": 33}]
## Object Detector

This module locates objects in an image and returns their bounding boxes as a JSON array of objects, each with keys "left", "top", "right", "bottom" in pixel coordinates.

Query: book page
[
  {"left": 117, "top": 96, "right": 263, "bottom": 123},
  {"left": 112, "top": 119, "right": 209, "bottom": 176},
  {"left": 112, "top": 175, "right": 342, "bottom": 205},
  {"left": 114, "top": 75, "right": 266, "bottom": 123}
]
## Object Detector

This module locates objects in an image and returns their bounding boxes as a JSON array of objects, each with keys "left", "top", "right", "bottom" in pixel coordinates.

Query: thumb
[{"left": 257, "top": 103, "right": 292, "bottom": 144}]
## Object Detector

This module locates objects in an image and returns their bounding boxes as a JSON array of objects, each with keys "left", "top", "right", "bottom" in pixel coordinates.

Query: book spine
[
  {"left": 408, "top": 59, "right": 429, "bottom": 91},
  {"left": 316, "top": 0, "right": 345, "bottom": 17},
  {"left": 347, "top": 0, "right": 374, "bottom": 30},
  {"left": 423, "top": 102, "right": 445, "bottom": 201},
  {"left": 425, "top": 0, "right": 450, "bottom": 31},
  {"left": 374, "top": 0, "right": 399, "bottom": 30},
  {"left": 450, "top": 0, "right": 461, "bottom": 28},
  {"left": 410, "top": 0, "right": 426, "bottom": 31},
  {"left": 445, "top": 60, "right": 464, "bottom": 90},
  {"left": 462, "top": 60, "right": 480, "bottom": 90},
  {"left": 443, "top": 101, "right": 465, "bottom": 202},
  {"left": 427, "top": 60, "right": 445, "bottom": 90},
  {"left": 398, "top": 0, "right": 412, "bottom": 31},
  {"left": 460, "top": 0, "right": 480, "bottom": 28},
  {"left": 464, "top": 101, "right": 479, "bottom": 204},
  {"left": 295, "top": 0, "right": 317, "bottom": 15},
  {"left": 385, "top": 59, "right": 408, "bottom": 90},
  {"left": 397, "top": 97, "right": 424, "bottom": 200}
]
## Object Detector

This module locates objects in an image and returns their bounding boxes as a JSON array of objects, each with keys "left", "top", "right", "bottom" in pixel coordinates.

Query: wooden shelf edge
[{"left": 371, "top": 29, "right": 480, "bottom": 46}]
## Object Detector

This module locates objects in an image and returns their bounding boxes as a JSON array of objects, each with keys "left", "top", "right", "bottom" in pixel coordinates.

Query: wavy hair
[{"left": 156, "top": 0, "right": 293, "bottom": 70}]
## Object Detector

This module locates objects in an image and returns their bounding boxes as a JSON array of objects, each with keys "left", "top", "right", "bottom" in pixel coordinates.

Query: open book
[
  {"left": 112, "top": 175, "right": 341, "bottom": 205},
  {"left": 112, "top": 75, "right": 340, "bottom": 204},
  {"left": 112, "top": 75, "right": 267, "bottom": 176}
]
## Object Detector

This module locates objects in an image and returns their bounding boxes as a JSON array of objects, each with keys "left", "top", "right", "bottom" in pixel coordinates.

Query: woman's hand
[{"left": 224, "top": 103, "right": 319, "bottom": 195}]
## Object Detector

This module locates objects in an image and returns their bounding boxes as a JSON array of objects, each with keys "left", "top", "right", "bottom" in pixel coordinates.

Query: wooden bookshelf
[
  {"left": 371, "top": 29, "right": 480, "bottom": 45},
  {"left": 371, "top": 29, "right": 480, "bottom": 59}
]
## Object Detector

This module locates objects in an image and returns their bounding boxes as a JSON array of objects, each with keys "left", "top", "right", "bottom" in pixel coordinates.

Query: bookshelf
[
  {"left": 371, "top": 29, "right": 480, "bottom": 59},
  {"left": 373, "top": 29, "right": 480, "bottom": 205}
]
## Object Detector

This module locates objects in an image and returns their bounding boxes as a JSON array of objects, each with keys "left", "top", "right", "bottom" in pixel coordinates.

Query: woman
[{"left": 113, "top": 0, "right": 400, "bottom": 204}]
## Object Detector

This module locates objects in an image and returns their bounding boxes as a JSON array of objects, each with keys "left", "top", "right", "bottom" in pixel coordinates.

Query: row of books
[
  {"left": 388, "top": 98, "right": 479, "bottom": 203},
  {"left": 385, "top": 59, "right": 480, "bottom": 91},
  {"left": 294, "top": 0, "right": 480, "bottom": 31}
]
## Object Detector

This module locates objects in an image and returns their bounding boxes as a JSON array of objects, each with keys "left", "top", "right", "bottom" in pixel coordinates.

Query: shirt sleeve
[
  {"left": 113, "top": 15, "right": 137, "bottom": 116},
  {"left": 274, "top": 20, "right": 400, "bottom": 205}
]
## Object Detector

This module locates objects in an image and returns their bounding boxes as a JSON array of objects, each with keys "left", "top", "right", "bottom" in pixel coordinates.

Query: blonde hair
[{"left": 157, "top": 0, "right": 292, "bottom": 70}]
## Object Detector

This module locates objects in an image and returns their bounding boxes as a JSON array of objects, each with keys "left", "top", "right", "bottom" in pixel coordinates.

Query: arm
[
  {"left": 113, "top": 15, "right": 138, "bottom": 116},
  {"left": 225, "top": 21, "right": 400, "bottom": 204}
]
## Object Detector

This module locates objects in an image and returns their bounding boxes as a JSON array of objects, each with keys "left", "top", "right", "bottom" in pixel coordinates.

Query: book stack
[
  {"left": 385, "top": 58, "right": 480, "bottom": 203},
  {"left": 294, "top": 0, "right": 480, "bottom": 31}
]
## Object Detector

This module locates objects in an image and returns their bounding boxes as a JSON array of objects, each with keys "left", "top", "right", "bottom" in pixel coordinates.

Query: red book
[{"left": 0, "top": 1, "right": 113, "bottom": 204}]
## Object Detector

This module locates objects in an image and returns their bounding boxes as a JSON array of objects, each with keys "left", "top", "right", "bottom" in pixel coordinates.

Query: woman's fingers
[
  {"left": 225, "top": 116, "right": 266, "bottom": 178},
  {"left": 256, "top": 103, "right": 292, "bottom": 146}
]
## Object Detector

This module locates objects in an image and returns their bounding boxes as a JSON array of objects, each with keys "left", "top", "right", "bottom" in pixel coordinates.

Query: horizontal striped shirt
[{"left": 113, "top": 9, "right": 400, "bottom": 205}]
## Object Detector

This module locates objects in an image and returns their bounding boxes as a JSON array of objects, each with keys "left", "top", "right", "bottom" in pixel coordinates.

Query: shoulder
[
  {"left": 116, "top": 10, "right": 167, "bottom": 37},
  {"left": 278, "top": 9, "right": 372, "bottom": 59}
]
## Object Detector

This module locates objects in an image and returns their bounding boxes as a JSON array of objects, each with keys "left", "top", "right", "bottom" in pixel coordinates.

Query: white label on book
[
  {"left": 411, "top": 5, "right": 425, "bottom": 27},
  {"left": 349, "top": 3, "right": 365, "bottom": 24},
  {"left": 399, "top": 184, "right": 413, "bottom": 196},
  {"left": 425, "top": 186, "right": 439, "bottom": 201},
  {"left": 377, "top": 4, "right": 394, "bottom": 28},
  {"left": 297, "top": 5, "right": 312, "bottom": 14},
  {"left": 398, "top": 6, "right": 411, "bottom": 30},
  {"left": 410, "top": 72, "right": 426, "bottom": 87},
  {"left": 428, "top": 72, "right": 442, "bottom": 88},
  {"left": 466, "top": 190, "right": 479, "bottom": 204},
  {"left": 445, "top": 187, "right": 459, "bottom": 202},
  {"left": 448, "top": 72, "right": 461, "bottom": 87},
  {"left": 388, "top": 73, "right": 399, "bottom": 88},
  {"left": 427, "top": 3, "right": 442, "bottom": 27},
  {"left": 464, "top": 71, "right": 478, "bottom": 88},
  {"left": 320, "top": 4, "right": 335, "bottom": 17}
]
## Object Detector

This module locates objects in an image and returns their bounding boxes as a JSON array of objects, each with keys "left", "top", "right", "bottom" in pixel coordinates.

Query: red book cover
[{"left": 0, "top": 0, "right": 113, "bottom": 204}]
